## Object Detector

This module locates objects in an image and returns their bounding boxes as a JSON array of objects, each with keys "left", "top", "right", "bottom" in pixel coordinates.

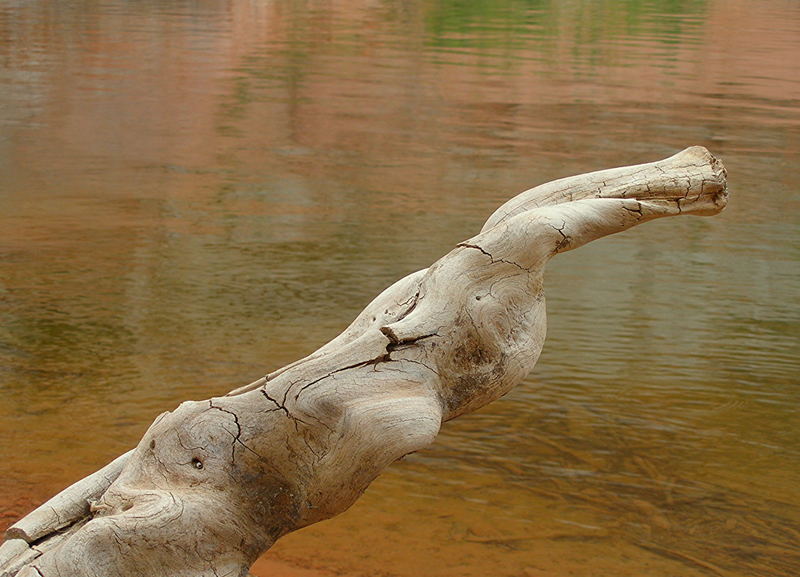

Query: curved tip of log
[
  {"left": 675, "top": 145, "right": 727, "bottom": 180},
  {"left": 672, "top": 146, "right": 729, "bottom": 214}
]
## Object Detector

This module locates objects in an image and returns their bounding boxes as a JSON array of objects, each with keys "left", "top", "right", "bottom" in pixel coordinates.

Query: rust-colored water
[{"left": 1, "top": 1, "right": 798, "bottom": 576}]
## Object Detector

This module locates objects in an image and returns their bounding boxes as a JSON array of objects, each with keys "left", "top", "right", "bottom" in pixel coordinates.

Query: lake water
[{"left": 0, "top": 1, "right": 798, "bottom": 576}]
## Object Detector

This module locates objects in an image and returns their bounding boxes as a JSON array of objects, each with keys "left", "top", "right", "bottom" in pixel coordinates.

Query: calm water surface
[{"left": 1, "top": 1, "right": 798, "bottom": 576}]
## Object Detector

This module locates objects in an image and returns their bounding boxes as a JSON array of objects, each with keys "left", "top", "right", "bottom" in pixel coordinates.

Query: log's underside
[{"left": 1, "top": 147, "right": 728, "bottom": 577}]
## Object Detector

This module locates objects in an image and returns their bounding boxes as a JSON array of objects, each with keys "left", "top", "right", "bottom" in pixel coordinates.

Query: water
[{"left": 0, "top": 1, "right": 798, "bottom": 576}]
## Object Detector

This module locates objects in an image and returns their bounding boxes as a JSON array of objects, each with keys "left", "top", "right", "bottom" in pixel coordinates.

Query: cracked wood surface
[{"left": 1, "top": 147, "right": 728, "bottom": 577}]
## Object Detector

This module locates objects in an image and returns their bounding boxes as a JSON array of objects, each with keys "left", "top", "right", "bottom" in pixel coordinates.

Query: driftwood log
[{"left": 1, "top": 147, "right": 728, "bottom": 577}]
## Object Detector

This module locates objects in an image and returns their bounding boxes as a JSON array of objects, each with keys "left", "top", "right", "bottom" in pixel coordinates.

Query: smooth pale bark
[{"left": 1, "top": 147, "right": 728, "bottom": 577}]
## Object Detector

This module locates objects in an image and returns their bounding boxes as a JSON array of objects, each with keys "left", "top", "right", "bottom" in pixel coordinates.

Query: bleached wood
[
  {"left": 6, "top": 451, "right": 133, "bottom": 544},
  {"left": 0, "top": 542, "right": 39, "bottom": 577},
  {"left": 1, "top": 147, "right": 727, "bottom": 577},
  {"left": 0, "top": 540, "right": 29, "bottom": 570}
]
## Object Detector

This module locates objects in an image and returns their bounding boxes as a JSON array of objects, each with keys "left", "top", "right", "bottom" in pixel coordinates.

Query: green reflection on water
[{"left": 423, "top": 0, "right": 708, "bottom": 44}]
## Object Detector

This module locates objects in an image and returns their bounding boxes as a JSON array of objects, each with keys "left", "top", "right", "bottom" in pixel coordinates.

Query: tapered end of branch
[
  {"left": 481, "top": 145, "right": 728, "bottom": 233},
  {"left": 665, "top": 146, "right": 728, "bottom": 215}
]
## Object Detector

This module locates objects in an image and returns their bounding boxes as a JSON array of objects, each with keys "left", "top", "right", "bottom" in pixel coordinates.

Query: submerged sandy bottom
[{"left": 251, "top": 557, "right": 339, "bottom": 577}]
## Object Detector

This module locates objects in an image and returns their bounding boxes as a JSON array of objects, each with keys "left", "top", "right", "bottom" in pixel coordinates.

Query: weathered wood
[
  {"left": 0, "top": 540, "right": 30, "bottom": 571},
  {"left": 0, "top": 541, "right": 39, "bottom": 577},
  {"left": 0, "top": 147, "right": 727, "bottom": 577},
  {"left": 6, "top": 451, "right": 133, "bottom": 544}
]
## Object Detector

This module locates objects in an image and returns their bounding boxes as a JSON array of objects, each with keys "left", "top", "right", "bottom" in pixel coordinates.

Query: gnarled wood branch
[{"left": 1, "top": 147, "right": 728, "bottom": 577}]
